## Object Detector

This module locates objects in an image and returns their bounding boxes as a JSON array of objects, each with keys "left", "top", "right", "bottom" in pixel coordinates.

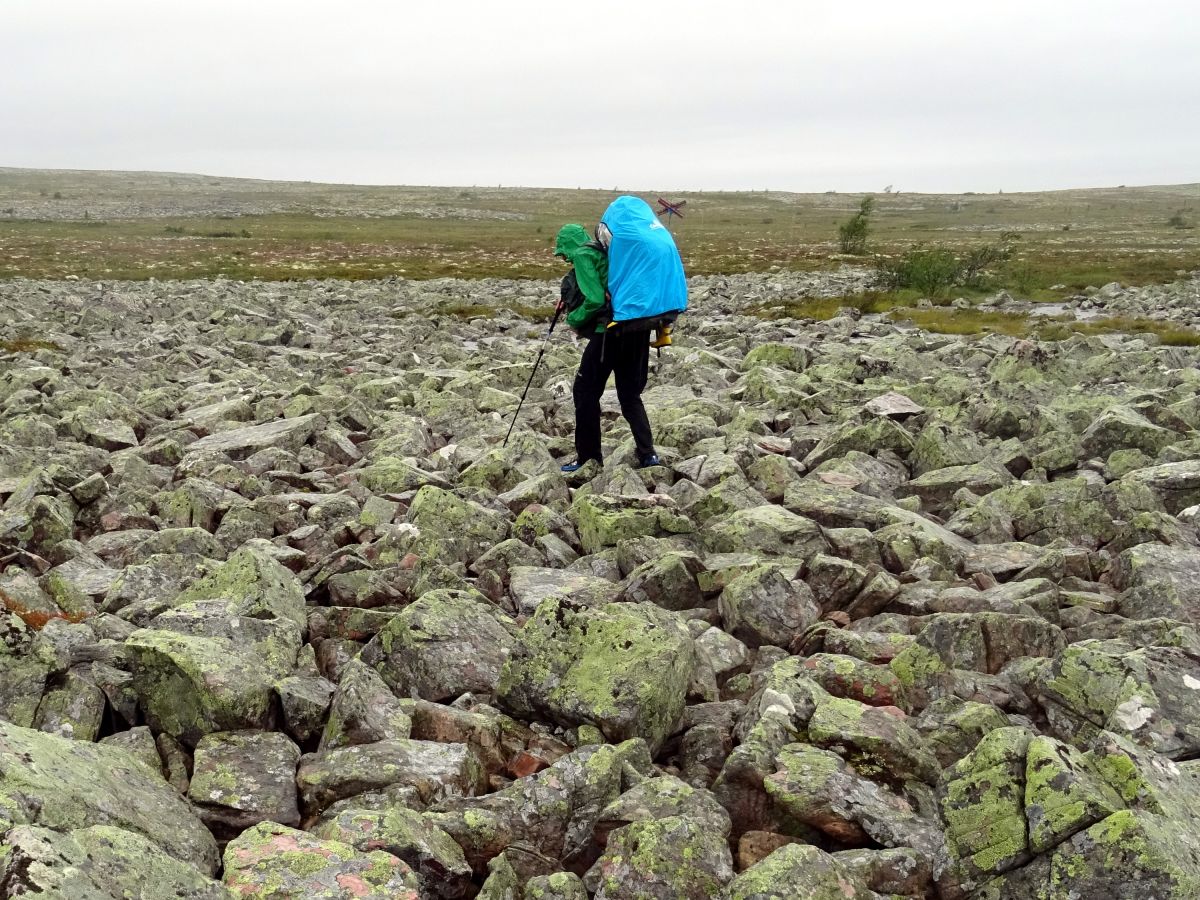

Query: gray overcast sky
[{"left": 4, "top": 1, "right": 1198, "bottom": 192}]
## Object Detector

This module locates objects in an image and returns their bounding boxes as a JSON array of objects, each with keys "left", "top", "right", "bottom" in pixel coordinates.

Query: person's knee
[{"left": 615, "top": 381, "right": 644, "bottom": 403}]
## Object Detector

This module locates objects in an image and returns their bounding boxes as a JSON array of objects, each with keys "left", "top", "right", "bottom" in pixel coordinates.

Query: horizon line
[{"left": 2, "top": 165, "right": 1197, "bottom": 199}]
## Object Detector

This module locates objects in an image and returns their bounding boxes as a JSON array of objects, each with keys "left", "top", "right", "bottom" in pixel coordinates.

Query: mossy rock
[
  {"left": 406, "top": 485, "right": 510, "bottom": 566},
  {"left": 569, "top": 494, "right": 693, "bottom": 555},
  {"left": 0, "top": 720, "right": 219, "bottom": 874},
  {"left": 703, "top": 504, "right": 829, "bottom": 559},
  {"left": 497, "top": 599, "right": 696, "bottom": 754},
  {"left": 360, "top": 589, "right": 517, "bottom": 702},
  {"left": 941, "top": 726, "right": 1033, "bottom": 882},
  {"left": 172, "top": 544, "right": 306, "bottom": 632},
  {"left": 1024, "top": 734, "right": 1123, "bottom": 853},
  {"left": 222, "top": 821, "right": 420, "bottom": 898},
  {"left": 726, "top": 842, "right": 873, "bottom": 899},
  {"left": 311, "top": 805, "right": 471, "bottom": 897},
  {"left": 586, "top": 815, "right": 734, "bottom": 899},
  {"left": 1, "top": 824, "right": 231, "bottom": 898},
  {"left": 124, "top": 629, "right": 277, "bottom": 747}
]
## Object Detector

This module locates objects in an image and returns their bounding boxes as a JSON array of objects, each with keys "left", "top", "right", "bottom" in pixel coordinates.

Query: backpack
[
  {"left": 559, "top": 237, "right": 607, "bottom": 315},
  {"left": 560, "top": 270, "right": 586, "bottom": 313},
  {"left": 598, "top": 196, "right": 688, "bottom": 332}
]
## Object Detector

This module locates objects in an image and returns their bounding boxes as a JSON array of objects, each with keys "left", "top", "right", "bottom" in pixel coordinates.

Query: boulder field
[{"left": 4, "top": 270, "right": 1200, "bottom": 898}]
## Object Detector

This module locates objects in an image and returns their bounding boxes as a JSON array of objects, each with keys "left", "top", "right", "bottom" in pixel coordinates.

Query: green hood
[{"left": 554, "top": 224, "right": 591, "bottom": 261}]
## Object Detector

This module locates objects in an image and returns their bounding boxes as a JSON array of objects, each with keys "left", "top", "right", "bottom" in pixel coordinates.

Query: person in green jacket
[
  {"left": 554, "top": 223, "right": 608, "bottom": 334},
  {"left": 553, "top": 224, "right": 659, "bottom": 472}
]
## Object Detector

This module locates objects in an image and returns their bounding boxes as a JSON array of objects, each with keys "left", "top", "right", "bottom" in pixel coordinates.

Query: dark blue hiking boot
[
  {"left": 638, "top": 454, "right": 662, "bottom": 469},
  {"left": 561, "top": 459, "right": 598, "bottom": 473}
]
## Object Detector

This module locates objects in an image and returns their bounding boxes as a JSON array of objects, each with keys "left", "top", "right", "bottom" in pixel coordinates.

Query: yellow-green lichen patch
[
  {"left": 1024, "top": 736, "right": 1123, "bottom": 854},
  {"left": 941, "top": 727, "right": 1033, "bottom": 879}
]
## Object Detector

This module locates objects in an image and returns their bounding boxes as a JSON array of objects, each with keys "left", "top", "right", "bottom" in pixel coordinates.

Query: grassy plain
[
  {"left": 2, "top": 168, "right": 1197, "bottom": 289},
  {"left": 2, "top": 168, "right": 1198, "bottom": 341}
]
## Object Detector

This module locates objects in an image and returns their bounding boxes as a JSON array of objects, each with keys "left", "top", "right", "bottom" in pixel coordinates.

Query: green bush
[
  {"left": 876, "top": 245, "right": 962, "bottom": 295},
  {"left": 960, "top": 243, "right": 1013, "bottom": 288},
  {"left": 877, "top": 240, "right": 1014, "bottom": 295},
  {"left": 837, "top": 197, "right": 874, "bottom": 254}
]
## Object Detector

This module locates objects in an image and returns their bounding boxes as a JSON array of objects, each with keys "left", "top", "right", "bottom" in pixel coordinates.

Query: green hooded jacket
[{"left": 554, "top": 224, "right": 608, "bottom": 334}]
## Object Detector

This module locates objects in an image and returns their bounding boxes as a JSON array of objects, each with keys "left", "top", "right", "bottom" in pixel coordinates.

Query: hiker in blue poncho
[{"left": 553, "top": 196, "right": 688, "bottom": 473}]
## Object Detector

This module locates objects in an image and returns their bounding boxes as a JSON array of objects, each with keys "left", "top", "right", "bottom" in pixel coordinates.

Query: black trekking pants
[{"left": 572, "top": 329, "right": 655, "bottom": 463}]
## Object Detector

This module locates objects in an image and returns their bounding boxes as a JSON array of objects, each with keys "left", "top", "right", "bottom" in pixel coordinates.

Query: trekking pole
[{"left": 503, "top": 302, "right": 564, "bottom": 447}]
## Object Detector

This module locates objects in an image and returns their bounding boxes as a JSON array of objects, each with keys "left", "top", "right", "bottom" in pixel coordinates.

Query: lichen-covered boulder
[
  {"left": 186, "top": 413, "right": 323, "bottom": 459},
  {"left": 0, "top": 631, "right": 52, "bottom": 728},
  {"left": 899, "top": 462, "right": 1014, "bottom": 515},
  {"left": 357, "top": 455, "right": 447, "bottom": 494},
  {"left": 941, "top": 726, "right": 1033, "bottom": 884},
  {"left": 525, "top": 871, "right": 589, "bottom": 899},
  {"left": 497, "top": 600, "right": 696, "bottom": 753},
  {"left": 171, "top": 544, "right": 307, "bottom": 632},
  {"left": 618, "top": 551, "right": 707, "bottom": 612},
  {"left": 593, "top": 775, "right": 731, "bottom": 848},
  {"left": 585, "top": 815, "right": 734, "bottom": 899},
  {"left": 277, "top": 673, "right": 335, "bottom": 744},
  {"left": 124, "top": 629, "right": 277, "bottom": 746},
  {"left": 1081, "top": 404, "right": 1176, "bottom": 459},
  {"left": 319, "top": 659, "right": 412, "bottom": 751},
  {"left": 797, "top": 653, "right": 905, "bottom": 707},
  {"left": 782, "top": 479, "right": 892, "bottom": 530},
  {"left": 684, "top": 473, "right": 769, "bottom": 524},
  {"left": 99, "top": 725, "right": 163, "bottom": 775},
  {"left": 726, "top": 842, "right": 874, "bottom": 899},
  {"left": 359, "top": 589, "right": 517, "bottom": 702},
  {"left": 569, "top": 494, "right": 693, "bottom": 555},
  {"left": 0, "top": 824, "right": 232, "bottom": 899},
  {"left": 703, "top": 504, "right": 829, "bottom": 559},
  {"left": 222, "top": 821, "right": 420, "bottom": 899},
  {"left": 1024, "top": 734, "right": 1123, "bottom": 853},
  {"left": 914, "top": 697, "right": 1011, "bottom": 768},
  {"left": 764, "top": 742, "right": 943, "bottom": 856},
  {"left": 889, "top": 612, "right": 1064, "bottom": 702},
  {"left": 188, "top": 729, "right": 301, "bottom": 836},
  {"left": 980, "top": 810, "right": 1200, "bottom": 899},
  {"left": 1112, "top": 542, "right": 1200, "bottom": 623},
  {"left": 719, "top": 563, "right": 819, "bottom": 649},
  {"left": 0, "top": 720, "right": 219, "bottom": 874},
  {"left": 1037, "top": 638, "right": 1200, "bottom": 758},
  {"left": 834, "top": 846, "right": 934, "bottom": 897},
  {"left": 32, "top": 669, "right": 106, "bottom": 741},
  {"left": 1119, "top": 460, "right": 1200, "bottom": 514},
  {"left": 296, "top": 739, "right": 485, "bottom": 816},
  {"left": 508, "top": 566, "right": 620, "bottom": 616},
  {"left": 310, "top": 804, "right": 472, "bottom": 898},
  {"left": 808, "top": 696, "right": 939, "bottom": 785},
  {"left": 405, "top": 485, "right": 510, "bottom": 566},
  {"left": 803, "top": 417, "right": 915, "bottom": 469},
  {"left": 428, "top": 740, "right": 650, "bottom": 873},
  {"left": 961, "top": 477, "right": 1117, "bottom": 549}
]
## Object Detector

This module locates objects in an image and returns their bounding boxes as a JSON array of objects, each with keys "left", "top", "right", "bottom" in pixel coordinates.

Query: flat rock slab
[
  {"left": 296, "top": 739, "right": 485, "bottom": 815},
  {"left": 865, "top": 391, "right": 925, "bottom": 419},
  {"left": 187, "top": 414, "right": 323, "bottom": 459},
  {"left": 509, "top": 566, "right": 621, "bottom": 616}
]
